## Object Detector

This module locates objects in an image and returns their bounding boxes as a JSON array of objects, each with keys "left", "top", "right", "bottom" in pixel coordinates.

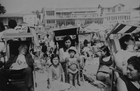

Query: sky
[{"left": 1, "top": 0, "right": 140, "bottom": 14}]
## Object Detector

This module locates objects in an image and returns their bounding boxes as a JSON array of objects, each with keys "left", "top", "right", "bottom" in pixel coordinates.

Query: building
[
  {"left": 99, "top": 3, "right": 125, "bottom": 15},
  {"left": 0, "top": 14, "right": 24, "bottom": 25},
  {"left": 23, "top": 14, "right": 38, "bottom": 26},
  {"left": 101, "top": 4, "right": 132, "bottom": 29},
  {"left": 41, "top": 3, "right": 129, "bottom": 29},
  {"left": 103, "top": 11, "right": 131, "bottom": 26},
  {"left": 130, "top": 6, "right": 140, "bottom": 26},
  {"left": 41, "top": 7, "right": 103, "bottom": 28}
]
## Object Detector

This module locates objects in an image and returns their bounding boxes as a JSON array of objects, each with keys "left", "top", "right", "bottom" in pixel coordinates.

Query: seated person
[
  {"left": 96, "top": 46, "right": 113, "bottom": 91},
  {"left": 0, "top": 44, "right": 34, "bottom": 91},
  {"left": 116, "top": 56, "right": 140, "bottom": 91}
]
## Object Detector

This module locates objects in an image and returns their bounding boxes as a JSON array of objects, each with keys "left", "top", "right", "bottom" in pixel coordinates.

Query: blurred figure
[
  {"left": 96, "top": 45, "right": 113, "bottom": 91},
  {"left": 82, "top": 39, "right": 92, "bottom": 57},
  {"left": 0, "top": 21, "right": 5, "bottom": 67},
  {"left": 116, "top": 56, "right": 140, "bottom": 91},
  {"left": 0, "top": 44, "right": 34, "bottom": 91},
  {"left": 4, "top": 19, "right": 19, "bottom": 33},
  {"left": 115, "top": 34, "right": 139, "bottom": 75},
  {"left": 0, "top": 21, "right": 5, "bottom": 32}
]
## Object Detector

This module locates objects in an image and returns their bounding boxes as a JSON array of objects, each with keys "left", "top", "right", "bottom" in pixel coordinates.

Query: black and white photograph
[{"left": 0, "top": 0, "right": 140, "bottom": 91}]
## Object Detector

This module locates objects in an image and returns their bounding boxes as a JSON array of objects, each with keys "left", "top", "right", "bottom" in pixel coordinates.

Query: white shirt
[
  {"left": 4, "top": 29, "right": 19, "bottom": 33},
  {"left": 16, "top": 54, "right": 26, "bottom": 64},
  {"left": 10, "top": 54, "right": 28, "bottom": 70}
]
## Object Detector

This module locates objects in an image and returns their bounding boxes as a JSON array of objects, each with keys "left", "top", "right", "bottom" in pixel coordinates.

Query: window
[
  {"left": 118, "top": 7, "right": 121, "bottom": 11},
  {"left": 46, "top": 11, "right": 55, "bottom": 16},
  {"left": 124, "top": 16, "right": 127, "bottom": 20},
  {"left": 47, "top": 20, "right": 55, "bottom": 24}
]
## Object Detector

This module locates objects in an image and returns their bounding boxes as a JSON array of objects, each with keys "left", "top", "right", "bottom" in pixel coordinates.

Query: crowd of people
[{"left": 0, "top": 19, "right": 140, "bottom": 91}]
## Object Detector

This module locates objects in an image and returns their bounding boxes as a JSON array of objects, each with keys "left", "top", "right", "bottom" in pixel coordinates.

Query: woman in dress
[{"left": 59, "top": 35, "right": 73, "bottom": 82}]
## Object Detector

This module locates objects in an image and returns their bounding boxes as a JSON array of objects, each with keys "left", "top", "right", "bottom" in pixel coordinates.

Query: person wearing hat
[{"left": 65, "top": 47, "right": 80, "bottom": 89}]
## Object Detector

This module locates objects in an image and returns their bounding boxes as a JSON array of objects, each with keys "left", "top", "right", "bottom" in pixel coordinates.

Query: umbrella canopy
[{"left": 84, "top": 23, "right": 106, "bottom": 33}]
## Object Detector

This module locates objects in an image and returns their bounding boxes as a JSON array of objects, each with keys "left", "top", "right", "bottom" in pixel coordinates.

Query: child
[
  {"left": 48, "top": 54, "right": 70, "bottom": 91},
  {"left": 66, "top": 47, "right": 80, "bottom": 89}
]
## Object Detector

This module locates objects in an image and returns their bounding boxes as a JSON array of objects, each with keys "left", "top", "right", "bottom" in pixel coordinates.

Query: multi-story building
[
  {"left": 41, "top": 7, "right": 103, "bottom": 28},
  {"left": 100, "top": 3, "right": 125, "bottom": 15},
  {"left": 101, "top": 4, "right": 132, "bottom": 29},
  {"left": 41, "top": 3, "right": 128, "bottom": 29},
  {"left": 103, "top": 11, "right": 131, "bottom": 26}
]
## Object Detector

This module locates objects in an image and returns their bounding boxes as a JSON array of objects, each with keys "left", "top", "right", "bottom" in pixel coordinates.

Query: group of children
[{"left": 33, "top": 37, "right": 108, "bottom": 91}]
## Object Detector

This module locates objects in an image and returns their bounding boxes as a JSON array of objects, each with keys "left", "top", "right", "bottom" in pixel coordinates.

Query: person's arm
[
  {"left": 26, "top": 54, "right": 34, "bottom": 69},
  {"left": 48, "top": 66, "right": 52, "bottom": 87},
  {"left": 116, "top": 77, "right": 128, "bottom": 91},
  {"left": 114, "top": 50, "right": 124, "bottom": 72},
  {"left": 4, "top": 55, "right": 15, "bottom": 69},
  {"left": 60, "top": 64, "right": 65, "bottom": 82},
  {"left": 59, "top": 48, "right": 64, "bottom": 63},
  {"left": 65, "top": 57, "right": 69, "bottom": 76}
]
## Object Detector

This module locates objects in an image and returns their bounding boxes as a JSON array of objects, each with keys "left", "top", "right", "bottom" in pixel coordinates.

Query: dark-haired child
[
  {"left": 66, "top": 47, "right": 80, "bottom": 89},
  {"left": 48, "top": 54, "right": 70, "bottom": 91}
]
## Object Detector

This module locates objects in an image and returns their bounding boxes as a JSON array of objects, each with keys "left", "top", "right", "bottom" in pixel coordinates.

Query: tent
[{"left": 84, "top": 23, "right": 105, "bottom": 33}]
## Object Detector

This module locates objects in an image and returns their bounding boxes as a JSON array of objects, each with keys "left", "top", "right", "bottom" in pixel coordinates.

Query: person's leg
[
  {"left": 0, "top": 69, "right": 10, "bottom": 91},
  {"left": 96, "top": 72, "right": 111, "bottom": 91},
  {"left": 77, "top": 70, "right": 81, "bottom": 86},
  {"left": 68, "top": 72, "right": 74, "bottom": 89},
  {"left": 74, "top": 72, "right": 79, "bottom": 88},
  {"left": 96, "top": 72, "right": 107, "bottom": 82},
  {"left": 61, "top": 63, "right": 68, "bottom": 83}
]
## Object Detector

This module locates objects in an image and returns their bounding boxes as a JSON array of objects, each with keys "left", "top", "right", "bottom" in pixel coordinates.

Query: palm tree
[{"left": 0, "top": 4, "right": 6, "bottom": 14}]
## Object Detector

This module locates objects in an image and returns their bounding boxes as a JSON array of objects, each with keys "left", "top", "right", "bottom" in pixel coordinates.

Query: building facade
[
  {"left": 41, "top": 3, "right": 129, "bottom": 29},
  {"left": 23, "top": 14, "right": 38, "bottom": 26},
  {"left": 103, "top": 11, "right": 131, "bottom": 27},
  {"left": 0, "top": 14, "right": 24, "bottom": 26},
  {"left": 130, "top": 6, "right": 140, "bottom": 26},
  {"left": 41, "top": 7, "right": 103, "bottom": 28}
]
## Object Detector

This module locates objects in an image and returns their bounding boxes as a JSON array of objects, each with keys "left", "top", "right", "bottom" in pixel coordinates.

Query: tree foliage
[
  {"left": 32, "top": 10, "right": 40, "bottom": 18},
  {"left": 0, "top": 4, "right": 6, "bottom": 14}
]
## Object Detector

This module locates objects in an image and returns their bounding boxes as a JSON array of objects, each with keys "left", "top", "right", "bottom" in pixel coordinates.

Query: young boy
[{"left": 65, "top": 47, "right": 80, "bottom": 89}]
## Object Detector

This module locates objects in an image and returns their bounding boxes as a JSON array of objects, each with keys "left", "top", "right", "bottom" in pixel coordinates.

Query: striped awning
[
  {"left": 107, "top": 23, "right": 140, "bottom": 39},
  {"left": 111, "top": 23, "right": 138, "bottom": 34}
]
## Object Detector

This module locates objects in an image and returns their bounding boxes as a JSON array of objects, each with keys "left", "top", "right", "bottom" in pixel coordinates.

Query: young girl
[
  {"left": 48, "top": 54, "right": 70, "bottom": 91},
  {"left": 66, "top": 47, "right": 80, "bottom": 89}
]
